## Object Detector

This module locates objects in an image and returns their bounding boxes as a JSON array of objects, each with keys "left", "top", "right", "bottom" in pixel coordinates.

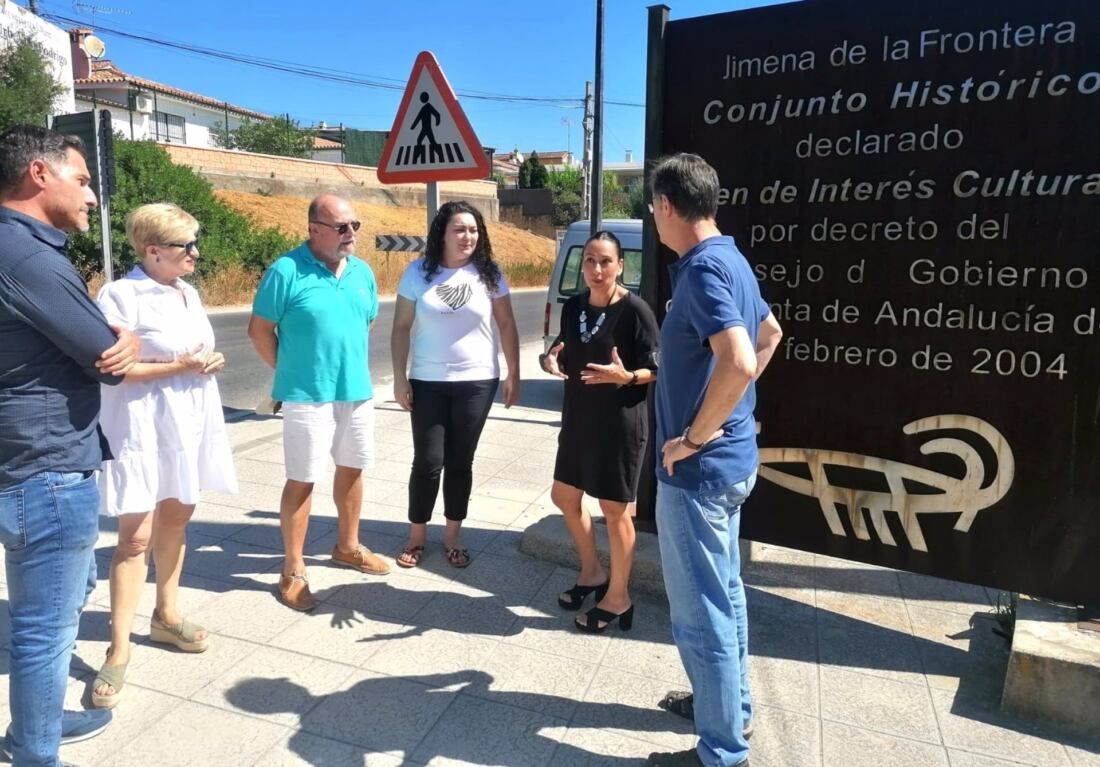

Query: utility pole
[
  {"left": 582, "top": 80, "right": 593, "bottom": 221},
  {"left": 590, "top": 0, "right": 605, "bottom": 235}
]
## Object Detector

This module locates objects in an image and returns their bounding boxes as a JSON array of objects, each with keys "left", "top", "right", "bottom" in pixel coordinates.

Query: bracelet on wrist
[
  {"left": 627, "top": 370, "right": 639, "bottom": 386},
  {"left": 681, "top": 427, "right": 703, "bottom": 451}
]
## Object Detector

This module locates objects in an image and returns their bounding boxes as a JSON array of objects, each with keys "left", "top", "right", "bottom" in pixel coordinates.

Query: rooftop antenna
[
  {"left": 72, "top": 2, "right": 131, "bottom": 31},
  {"left": 561, "top": 117, "right": 574, "bottom": 157}
]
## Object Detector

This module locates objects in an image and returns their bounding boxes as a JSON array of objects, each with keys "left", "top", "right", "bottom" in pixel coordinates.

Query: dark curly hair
[{"left": 422, "top": 200, "right": 502, "bottom": 294}]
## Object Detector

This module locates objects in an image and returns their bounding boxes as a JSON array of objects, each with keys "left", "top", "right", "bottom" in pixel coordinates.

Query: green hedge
[{"left": 70, "top": 139, "right": 295, "bottom": 279}]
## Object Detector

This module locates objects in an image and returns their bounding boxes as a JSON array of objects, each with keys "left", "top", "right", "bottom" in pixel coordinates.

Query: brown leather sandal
[
  {"left": 396, "top": 545, "right": 424, "bottom": 568},
  {"left": 444, "top": 546, "right": 471, "bottom": 568}
]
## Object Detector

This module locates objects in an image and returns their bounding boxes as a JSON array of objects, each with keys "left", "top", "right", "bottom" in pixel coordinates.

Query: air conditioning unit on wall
[{"left": 132, "top": 92, "right": 154, "bottom": 114}]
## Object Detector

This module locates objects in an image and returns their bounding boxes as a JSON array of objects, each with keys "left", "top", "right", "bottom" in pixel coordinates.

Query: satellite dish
[{"left": 83, "top": 35, "right": 106, "bottom": 58}]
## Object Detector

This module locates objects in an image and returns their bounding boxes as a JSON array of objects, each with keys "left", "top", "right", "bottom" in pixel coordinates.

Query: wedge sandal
[
  {"left": 149, "top": 610, "right": 210, "bottom": 653},
  {"left": 91, "top": 653, "right": 128, "bottom": 709}
]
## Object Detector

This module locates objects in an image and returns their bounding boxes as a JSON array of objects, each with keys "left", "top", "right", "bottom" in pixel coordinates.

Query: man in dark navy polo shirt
[
  {"left": 0, "top": 125, "right": 139, "bottom": 766},
  {"left": 645, "top": 154, "right": 783, "bottom": 767}
]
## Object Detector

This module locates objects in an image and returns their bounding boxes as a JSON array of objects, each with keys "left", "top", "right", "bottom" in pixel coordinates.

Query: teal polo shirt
[{"left": 253, "top": 243, "right": 379, "bottom": 403}]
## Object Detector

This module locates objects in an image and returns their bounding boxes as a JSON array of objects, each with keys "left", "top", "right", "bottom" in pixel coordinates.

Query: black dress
[{"left": 551, "top": 291, "right": 660, "bottom": 502}]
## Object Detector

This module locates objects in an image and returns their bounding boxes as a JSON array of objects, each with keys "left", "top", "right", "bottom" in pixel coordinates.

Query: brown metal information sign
[{"left": 657, "top": 0, "right": 1100, "bottom": 603}]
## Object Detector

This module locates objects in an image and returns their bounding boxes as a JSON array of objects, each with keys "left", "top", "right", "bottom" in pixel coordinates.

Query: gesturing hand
[
  {"left": 581, "top": 346, "right": 630, "bottom": 386},
  {"left": 541, "top": 342, "right": 567, "bottom": 380}
]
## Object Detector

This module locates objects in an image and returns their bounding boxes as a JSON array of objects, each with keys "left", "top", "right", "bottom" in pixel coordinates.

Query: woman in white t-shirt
[
  {"left": 91, "top": 204, "right": 238, "bottom": 709},
  {"left": 391, "top": 201, "right": 520, "bottom": 568}
]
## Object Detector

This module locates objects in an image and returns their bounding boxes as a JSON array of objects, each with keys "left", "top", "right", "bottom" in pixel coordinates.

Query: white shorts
[{"left": 281, "top": 400, "right": 375, "bottom": 483}]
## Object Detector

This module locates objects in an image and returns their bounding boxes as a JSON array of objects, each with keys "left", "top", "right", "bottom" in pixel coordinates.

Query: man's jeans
[
  {"left": 657, "top": 471, "right": 756, "bottom": 767},
  {"left": 0, "top": 471, "right": 99, "bottom": 767}
]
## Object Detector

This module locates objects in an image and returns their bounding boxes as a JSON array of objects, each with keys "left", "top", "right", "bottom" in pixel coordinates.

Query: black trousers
[{"left": 408, "top": 378, "right": 498, "bottom": 523}]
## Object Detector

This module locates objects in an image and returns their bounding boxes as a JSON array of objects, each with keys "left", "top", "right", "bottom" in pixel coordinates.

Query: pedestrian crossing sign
[{"left": 377, "top": 51, "right": 491, "bottom": 184}]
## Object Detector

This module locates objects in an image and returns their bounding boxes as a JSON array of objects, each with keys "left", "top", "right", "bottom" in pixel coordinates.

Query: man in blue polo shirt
[
  {"left": 645, "top": 154, "right": 784, "bottom": 767},
  {"left": 249, "top": 193, "right": 390, "bottom": 612},
  {"left": 0, "top": 125, "right": 140, "bottom": 765}
]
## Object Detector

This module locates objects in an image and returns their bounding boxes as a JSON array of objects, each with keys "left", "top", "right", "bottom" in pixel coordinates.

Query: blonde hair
[{"left": 125, "top": 203, "right": 199, "bottom": 254}]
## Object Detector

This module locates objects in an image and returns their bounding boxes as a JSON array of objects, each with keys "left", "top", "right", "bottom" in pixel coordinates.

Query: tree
[
  {"left": 0, "top": 34, "right": 65, "bottom": 130},
  {"left": 518, "top": 151, "right": 548, "bottom": 189},
  {"left": 547, "top": 167, "right": 584, "bottom": 226},
  {"left": 601, "top": 172, "right": 646, "bottom": 219},
  {"left": 213, "top": 115, "right": 314, "bottom": 159},
  {"left": 69, "top": 139, "right": 295, "bottom": 280}
]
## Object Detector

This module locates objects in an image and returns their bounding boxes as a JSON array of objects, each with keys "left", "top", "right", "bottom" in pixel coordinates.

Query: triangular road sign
[{"left": 377, "top": 51, "right": 491, "bottom": 184}]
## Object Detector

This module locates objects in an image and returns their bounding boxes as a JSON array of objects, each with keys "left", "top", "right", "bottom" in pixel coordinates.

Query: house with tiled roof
[
  {"left": 67, "top": 27, "right": 346, "bottom": 162},
  {"left": 492, "top": 149, "right": 579, "bottom": 187},
  {"left": 69, "top": 28, "right": 272, "bottom": 148}
]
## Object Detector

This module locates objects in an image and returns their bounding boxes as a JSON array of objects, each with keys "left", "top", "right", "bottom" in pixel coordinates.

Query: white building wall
[
  {"left": 76, "top": 90, "right": 257, "bottom": 148},
  {"left": 0, "top": 5, "right": 75, "bottom": 115}
]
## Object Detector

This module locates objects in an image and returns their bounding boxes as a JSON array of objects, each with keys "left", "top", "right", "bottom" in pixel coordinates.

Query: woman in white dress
[{"left": 91, "top": 203, "right": 238, "bottom": 709}]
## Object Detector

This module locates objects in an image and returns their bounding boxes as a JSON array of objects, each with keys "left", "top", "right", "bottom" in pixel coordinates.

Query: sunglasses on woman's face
[
  {"left": 160, "top": 239, "right": 199, "bottom": 256},
  {"left": 311, "top": 219, "right": 361, "bottom": 235}
]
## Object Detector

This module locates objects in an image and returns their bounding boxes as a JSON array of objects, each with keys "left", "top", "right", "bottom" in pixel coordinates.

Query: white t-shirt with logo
[{"left": 397, "top": 258, "right": 510, "bottom": 381}]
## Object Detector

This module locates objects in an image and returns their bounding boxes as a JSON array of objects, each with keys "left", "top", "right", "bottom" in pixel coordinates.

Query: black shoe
[
  {"left": 657, "top": 691, "right": 754, "bottom": 739},
  {"left": 575, "top": 604, "right": 634, "bottom": 633},
  {"left": 558, "top": 580, "right": 609, "bottom": 611},
  {"left": 658, "top": 690, "right": 694, "bottom": 721},
  {"left": 645, "top": 749, "right": 705, "bottom": 766},
  {"left": 646, "top": 751, "right": 747, "bottom": 767}
]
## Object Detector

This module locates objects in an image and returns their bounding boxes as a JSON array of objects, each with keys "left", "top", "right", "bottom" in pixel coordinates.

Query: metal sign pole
[
  {"left": 590, "top": 0, "right": 605, "bottom": 236},
  {"left": 426, "top": 181, "right": 441, "bottom": 233},
  {"left": 96, "top": 109, "right": 113, "bottom": 282}
]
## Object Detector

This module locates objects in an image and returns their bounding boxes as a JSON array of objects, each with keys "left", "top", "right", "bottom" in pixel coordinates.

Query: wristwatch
[
  {"left": 627, "top": 370, "right": 639, "bottom": 386},
  {"left": 680, "top": 427, "right": 703, "bottom": 451}
]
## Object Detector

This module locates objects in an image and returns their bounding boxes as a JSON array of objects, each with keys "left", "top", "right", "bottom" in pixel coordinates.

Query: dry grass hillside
[{"left": 216, "top": 191, "right": 556, "bottom": 296}]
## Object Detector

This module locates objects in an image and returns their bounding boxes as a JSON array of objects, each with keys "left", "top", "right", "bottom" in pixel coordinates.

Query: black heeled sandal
[
  {"left": 558, "top": 580, "right": 610, "bottom": 611},
  {"left": 575, "top": 604, "right": 634, "bottom": 633}
]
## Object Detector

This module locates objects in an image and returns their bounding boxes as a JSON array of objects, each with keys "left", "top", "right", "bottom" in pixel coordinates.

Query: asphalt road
[{"left": 210, "top": 288, "right": 549, "bottom": 412}]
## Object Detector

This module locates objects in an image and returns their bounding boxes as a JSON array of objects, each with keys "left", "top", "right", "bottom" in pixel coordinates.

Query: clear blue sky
[{"left": 26, "top": 0, "right": 786, "bottom": 160}]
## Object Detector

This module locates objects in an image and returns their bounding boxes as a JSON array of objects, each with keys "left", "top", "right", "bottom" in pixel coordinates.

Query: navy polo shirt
[
  {"left": 654, "top": 236, "right": 771, "bottom": 492},
  {"left": 0, "top": 206, "right": 122, "bottom": 487}
]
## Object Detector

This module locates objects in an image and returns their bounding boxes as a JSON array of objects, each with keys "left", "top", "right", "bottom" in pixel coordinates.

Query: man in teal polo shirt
[{"left": 248, "top": 193, "right": 391, "bottom": 612}]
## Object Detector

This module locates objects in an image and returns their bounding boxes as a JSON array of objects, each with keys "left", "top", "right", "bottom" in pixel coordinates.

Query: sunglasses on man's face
[
  {"left": 160, "top": 239, "right": 199, "bottom": 256},
  {"left": 311, "top": 219, "right": 361, "bottom": 235}
]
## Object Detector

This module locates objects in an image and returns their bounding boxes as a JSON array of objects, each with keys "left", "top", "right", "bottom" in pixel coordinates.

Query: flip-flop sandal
[
  {"left": 444, "top": 546, "right": 471, "bottom": 568},
  {"left": 91, "top": 654, "right": 128, "bottom": 710},
  {"left": 396, "top": 545, "right": 425, "bottom": 568},
  {"left": 150, "top": 611, "right": 209, "bottom": 653}
]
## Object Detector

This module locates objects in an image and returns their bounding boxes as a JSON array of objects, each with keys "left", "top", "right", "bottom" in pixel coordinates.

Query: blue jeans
[
  {"left": 656, "top": 472, "right": 756, "bottom": 767},
  {"left": 0, "top": 471, "right": 100, "bottom": 767}
]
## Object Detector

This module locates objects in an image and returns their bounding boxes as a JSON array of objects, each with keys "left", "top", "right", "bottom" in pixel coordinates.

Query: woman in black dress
[{"left": 540, "top": 231, "right": 659, "bottom": 633}]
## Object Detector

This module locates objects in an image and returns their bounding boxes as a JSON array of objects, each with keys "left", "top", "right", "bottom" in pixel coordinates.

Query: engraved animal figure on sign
[{"left": 757, "top": 415, "right": 1014, "bottom": 552}]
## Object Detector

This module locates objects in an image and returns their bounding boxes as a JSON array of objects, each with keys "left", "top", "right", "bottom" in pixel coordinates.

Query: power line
[{"left": 44, "top": 13, "right": 592, "bottom": 108}]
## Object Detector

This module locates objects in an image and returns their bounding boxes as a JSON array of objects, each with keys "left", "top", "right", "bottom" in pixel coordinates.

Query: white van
[{"left": 542, "top": 219, "right": 643, "bottom": 350}]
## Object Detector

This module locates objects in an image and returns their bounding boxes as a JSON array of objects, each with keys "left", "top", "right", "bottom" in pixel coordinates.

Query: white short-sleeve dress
[{"left": 96, "top": 267, "right": 238, "bottom": 516}]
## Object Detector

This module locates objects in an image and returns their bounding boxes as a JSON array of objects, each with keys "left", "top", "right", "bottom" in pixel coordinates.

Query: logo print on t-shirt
[{"left": 435, "top": 283, "right": 472, "bottom": 312}]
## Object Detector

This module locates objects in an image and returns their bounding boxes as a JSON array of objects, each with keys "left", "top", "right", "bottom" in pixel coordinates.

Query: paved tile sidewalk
[{"left": 1, "top": 347, "right": 1098, "bottom": 765}]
